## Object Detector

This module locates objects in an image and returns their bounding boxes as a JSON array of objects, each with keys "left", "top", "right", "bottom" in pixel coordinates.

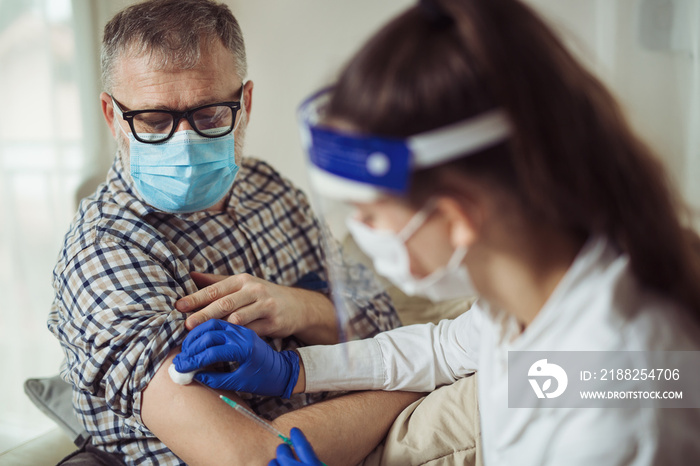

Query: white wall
[
  {"left": 74, "top": 0, "right": 699, "bottom": 214},
  {"left": 229, "top": 0, "right": 699, "bottom": 216},
  {"left": 226, "top": 0, "right": 414, "bottom": 195},
  {"left": 527, "top": 0, "right": 700, "bottom": 215}
]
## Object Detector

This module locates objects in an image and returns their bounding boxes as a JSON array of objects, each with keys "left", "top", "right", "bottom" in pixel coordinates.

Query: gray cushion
[
  {"left": 24, "top": 375, "right": 90, "bottom": 446},
  {"left": 57, "top": 436, "right": 126, "bottom": 466}
]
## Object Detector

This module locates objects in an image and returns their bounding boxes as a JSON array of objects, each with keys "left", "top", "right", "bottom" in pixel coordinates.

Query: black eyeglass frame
[{"left": 110, "top": 95, "right": 242, "bottom": 144}]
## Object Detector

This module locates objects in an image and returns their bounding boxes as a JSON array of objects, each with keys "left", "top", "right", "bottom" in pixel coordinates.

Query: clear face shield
[
  {"left": 297, "top": 89, "right": 398, "bottom": 342},
  {"left": 298, "top": 87, "right": 512, "bottom": 340}
]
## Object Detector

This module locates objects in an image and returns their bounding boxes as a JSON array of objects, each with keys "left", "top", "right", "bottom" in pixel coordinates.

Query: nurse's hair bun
[{"left": 418, "top": 0, "right": 453, "bottom": 27}]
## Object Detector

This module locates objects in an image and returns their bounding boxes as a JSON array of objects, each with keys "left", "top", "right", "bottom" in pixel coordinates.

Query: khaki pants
[{"left": 362, "top": 375, "right": 482, "bottom": 466}]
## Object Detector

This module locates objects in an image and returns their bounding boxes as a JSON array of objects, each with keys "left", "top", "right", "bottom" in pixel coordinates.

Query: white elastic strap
[
  {"left": 408, "top": 109, "right": 512, "bottom": 169},
  {"left": 397, "top": 198, "right": 438, "bottom": 242},
  {"left": 111, "top": 96, "right": 132, "bottom": 139}
]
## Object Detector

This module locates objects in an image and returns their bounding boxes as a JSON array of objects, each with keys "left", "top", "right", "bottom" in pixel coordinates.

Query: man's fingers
[
  {"left": 226, "top": 301, "right": 268, "bottom": 327},
  {"left": 177, "top": 279, "right": 237, "bottom": 312},
  {"left": 243, "top": 319, "right": 275, "bottom": 337},
  {"left": 177, "top": 273, "right": 256, "bottom": 312},
  {"left": 228, "top": 302, "right": 293, "bottom": 338},
  {"left": 178, "top": 278, "right": 239, "bottom": 313},
  {"left": 190, "top": 271, "right": 227, "bottom": 288},
  {"left": 185, "top": 292, "right": 257, "bottom": 330}
]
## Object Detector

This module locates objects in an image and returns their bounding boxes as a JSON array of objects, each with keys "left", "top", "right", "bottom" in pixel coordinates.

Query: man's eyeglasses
[{"left": 110, "top": 95, "right": 243, "bottom": 144}]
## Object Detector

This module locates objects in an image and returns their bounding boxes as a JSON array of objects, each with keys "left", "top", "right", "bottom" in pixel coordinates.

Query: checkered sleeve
[
  {"left": 50, "top": 237, "right": 192, "bottom": 435},
  {"left": 292, "top": 187, "right": 402, "bottom": 339}
]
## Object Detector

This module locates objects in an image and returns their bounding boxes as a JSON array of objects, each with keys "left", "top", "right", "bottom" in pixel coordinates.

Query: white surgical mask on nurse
[{"left": 346, "top": 200, "right": 476, "bottom": 302}]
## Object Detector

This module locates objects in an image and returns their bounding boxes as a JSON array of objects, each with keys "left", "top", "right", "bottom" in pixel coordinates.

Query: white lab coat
[{"left": 298, "top": 236, "right": 700, "bottom": 465}]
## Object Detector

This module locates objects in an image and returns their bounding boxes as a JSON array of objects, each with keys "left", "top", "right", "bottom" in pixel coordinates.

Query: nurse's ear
[{"left": 434, "top": 196, "right": 482, "bottom": 250}]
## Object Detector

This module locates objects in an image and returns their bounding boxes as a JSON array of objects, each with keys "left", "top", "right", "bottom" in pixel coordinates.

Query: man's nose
[{"left": 174, "top": 117, "right": 195, "bottom": 132}]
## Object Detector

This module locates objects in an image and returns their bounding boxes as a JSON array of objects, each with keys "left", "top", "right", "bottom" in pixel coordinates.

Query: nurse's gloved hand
[
  {"left": 173, "top": 319, "right": 300, "bottom": 398},
  {"left": 269, "top": 428, "right": 324, "bottom": 466}
]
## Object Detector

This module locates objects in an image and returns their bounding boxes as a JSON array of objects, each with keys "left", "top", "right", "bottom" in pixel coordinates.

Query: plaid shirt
[{"left": 48, "top": 156, "right": 400, "bottom": 465}]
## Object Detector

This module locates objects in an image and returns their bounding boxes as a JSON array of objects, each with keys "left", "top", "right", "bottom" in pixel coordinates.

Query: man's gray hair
[{"left": 101, "top": 0, "right": 247, "bottom": 92}]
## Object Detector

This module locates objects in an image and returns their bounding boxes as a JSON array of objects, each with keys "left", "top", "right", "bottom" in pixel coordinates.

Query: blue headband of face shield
[{"left": 298, "top": 87, "right": 513, "bottom": 202}]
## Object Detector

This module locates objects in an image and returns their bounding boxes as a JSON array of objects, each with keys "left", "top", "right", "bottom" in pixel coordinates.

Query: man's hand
[
  {"left": 173, "top": 319, "right": 300, "bottom": 397},
  {"left": 176, "top": 272, "right": 338, "bottom": 344}
]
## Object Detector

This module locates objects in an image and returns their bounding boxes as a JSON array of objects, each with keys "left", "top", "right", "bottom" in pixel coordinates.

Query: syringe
[
  {"left": 219, "top": 395, "right": 293, "bottom": 446},
  {"left": 195, "top": 380, "right": 326, "bottom": 464}
]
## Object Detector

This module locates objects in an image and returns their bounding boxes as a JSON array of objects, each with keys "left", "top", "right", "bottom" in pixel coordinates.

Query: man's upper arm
[
  {"left": 50, "top": 239, "right": 192, "bottom": 432},
  {"left": 141, "top": 349, "right": 281, "bottom": 465}
]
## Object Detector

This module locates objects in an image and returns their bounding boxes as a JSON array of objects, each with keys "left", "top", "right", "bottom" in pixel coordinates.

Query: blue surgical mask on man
[{"left": 119, "top": 125, "right": 240, "bottom": 213}]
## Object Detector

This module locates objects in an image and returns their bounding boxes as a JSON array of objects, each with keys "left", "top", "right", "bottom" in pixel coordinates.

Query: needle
[
  {"left": 219, "top": 394, "right": 293, "bottom": 446},
  {"left": 194, "top": 380, "right": 291, "bottom": 445},
  {"left": 196, "top": 380, "right": 327, "bottom": 464}
]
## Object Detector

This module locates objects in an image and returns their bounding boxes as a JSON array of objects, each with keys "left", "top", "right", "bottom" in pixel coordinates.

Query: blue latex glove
[
  {"left": 269, "top": 428, "right": 324, "bottom": 466},
  {"left": 173, "top": 319, "right": 300, "bottom": 398}
]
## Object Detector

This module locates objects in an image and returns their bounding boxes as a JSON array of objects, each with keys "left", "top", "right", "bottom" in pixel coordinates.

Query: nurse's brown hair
[{"left": 327, "top": 0, "right": 700, "bottom": 316}]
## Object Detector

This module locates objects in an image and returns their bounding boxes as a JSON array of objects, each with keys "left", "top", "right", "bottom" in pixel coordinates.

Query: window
[{"left": 0, "top": 0, "right": 87, "bottom": 449}]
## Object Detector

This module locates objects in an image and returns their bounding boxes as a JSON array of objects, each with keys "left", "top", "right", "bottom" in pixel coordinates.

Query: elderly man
[{"left": 47, "top": 0, "right": 418, "bottom": 464}]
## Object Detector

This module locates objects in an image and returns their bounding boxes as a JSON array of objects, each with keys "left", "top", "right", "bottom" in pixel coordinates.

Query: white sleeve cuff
[{"left": 297, "top": 339, "right": 385, "bottom": 392}]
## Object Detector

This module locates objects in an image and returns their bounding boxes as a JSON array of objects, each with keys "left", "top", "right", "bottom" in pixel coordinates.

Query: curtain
[{"left": 0, "top": 0, "right": 117, "bottom": 450}]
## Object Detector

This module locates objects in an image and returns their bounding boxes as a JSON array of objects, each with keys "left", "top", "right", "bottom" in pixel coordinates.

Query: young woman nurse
[{"left": 174, "top": 0, "right": 700, "bottom": 464}]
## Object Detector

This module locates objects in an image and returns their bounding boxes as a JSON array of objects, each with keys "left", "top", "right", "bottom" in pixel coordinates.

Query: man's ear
[
  {"left": 242, "top": 80, "right": 254, "bottom": 120},
  {"left": 434, "top": 196, "right": 481, "bottom": 250},
  {"left": 100, "top": 92, "right": 117, "bottom": 139}
]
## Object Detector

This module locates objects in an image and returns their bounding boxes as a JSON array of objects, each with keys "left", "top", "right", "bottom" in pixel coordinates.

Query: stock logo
[{"left": 528, "top": 359, "right": 568, "bottom": 399}]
